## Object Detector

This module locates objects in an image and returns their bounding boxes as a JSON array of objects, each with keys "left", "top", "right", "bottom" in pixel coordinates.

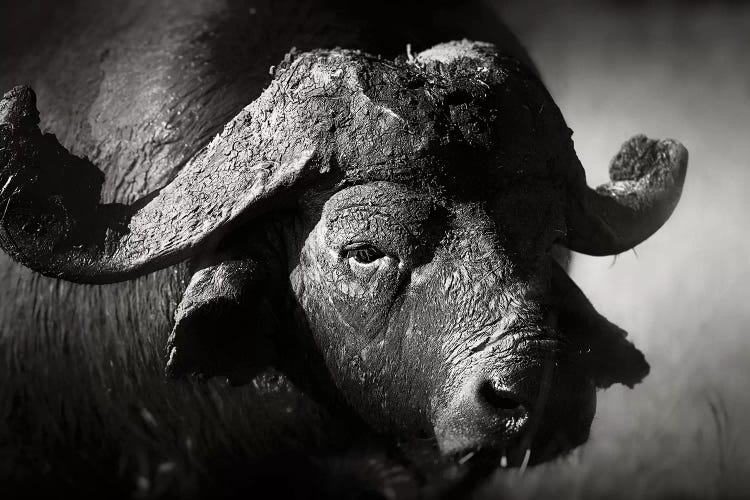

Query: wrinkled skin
[
  {"left": 0, "top": 2, "right": 688, "bottom": 492},
  {"left": 290, "top": 181, "right": 595, "bottom": 461}
]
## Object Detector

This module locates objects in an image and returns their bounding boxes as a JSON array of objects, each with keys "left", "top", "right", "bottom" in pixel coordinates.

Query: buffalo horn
[
  {"left": 0, "top": 82, "right": 326, "bottom": 283},
  {"left": 563, "top": 135, "right": 688, "bottom": 256}
]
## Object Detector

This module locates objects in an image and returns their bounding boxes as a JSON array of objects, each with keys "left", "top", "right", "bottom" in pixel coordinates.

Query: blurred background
[{"left": 481, "top": 1, "right": 750, "bottom": 498}]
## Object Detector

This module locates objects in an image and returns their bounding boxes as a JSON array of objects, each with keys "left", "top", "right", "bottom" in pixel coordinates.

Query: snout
[
  {"left": 432, "top": 368, "right": 596, "bottom": 465},
  {"left": 433, "top": 374, "right": 528, "bottom": 457}
]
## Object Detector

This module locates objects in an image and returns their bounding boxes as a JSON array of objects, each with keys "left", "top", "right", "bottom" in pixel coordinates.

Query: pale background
[{"left": 478, "top": 1, "right": 750, "bottom": 498}]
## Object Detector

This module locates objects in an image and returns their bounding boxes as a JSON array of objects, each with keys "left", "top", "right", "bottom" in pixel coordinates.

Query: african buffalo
[{"left": 0, "top": 1, "right": 687, "bottom": 497}]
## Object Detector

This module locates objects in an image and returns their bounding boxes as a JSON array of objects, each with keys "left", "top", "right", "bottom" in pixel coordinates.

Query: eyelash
[{"left": 344, "top": 245, "right": 385, "bottom": 264}]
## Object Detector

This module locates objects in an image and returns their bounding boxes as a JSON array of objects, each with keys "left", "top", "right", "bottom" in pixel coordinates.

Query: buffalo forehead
[{"left": 277, "top": 47, "right": 570, "bottom": 191}]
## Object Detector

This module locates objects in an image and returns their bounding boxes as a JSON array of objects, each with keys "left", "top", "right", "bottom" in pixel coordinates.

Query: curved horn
[
  {"left": 563, "top": 135, "right": 688, "bottom": 256},
  {"left": 0, "top": 80, "right": 327, "bottom": 283}
]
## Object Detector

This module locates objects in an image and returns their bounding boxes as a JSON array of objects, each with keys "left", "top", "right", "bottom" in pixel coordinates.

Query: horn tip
[
  {"left": 660, "top": 138, "right": 688, "bottom": 186},
  {"left": 1, "top": 85, "right": 39, "bottom": 129},
  {"left": 610, "top": 135, "right": 688, "bottom": 187}
]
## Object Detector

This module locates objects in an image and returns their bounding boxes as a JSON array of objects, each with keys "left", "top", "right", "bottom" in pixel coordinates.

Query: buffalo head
[{"left": 0, "top": 41, "right": 687, "bottom": 465}]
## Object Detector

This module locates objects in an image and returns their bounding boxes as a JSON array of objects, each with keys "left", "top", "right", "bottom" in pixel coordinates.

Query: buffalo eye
[{"left": 344, "top": 244, "right": 385, "bottom": 265}]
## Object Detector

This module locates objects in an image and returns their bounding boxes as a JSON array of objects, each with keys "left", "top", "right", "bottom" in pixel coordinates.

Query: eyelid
[
  {"left": 343, "top": 243, "right": 386, "bottom": 259},
  {"left": 341, "top": 241, "right": 373, "bottom": 258},
  {"left": 340, "top": 243, "right": 399, "bottom": 272},
  {"left": 327, "top": 207, "right": 426, "bottom": 255},
  {"left": 342, "top": 241, "right": 373, "bottom": 251}
]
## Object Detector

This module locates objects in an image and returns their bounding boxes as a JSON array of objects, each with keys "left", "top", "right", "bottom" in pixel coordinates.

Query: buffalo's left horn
[
  {"left": 0, "top": 78, "right": 327, "bottom": 283},
  {"left": 563, "top": 135, "right": 688, "bottom": 256}
]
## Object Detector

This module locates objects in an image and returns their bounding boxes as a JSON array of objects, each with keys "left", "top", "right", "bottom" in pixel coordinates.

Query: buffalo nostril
[
  {"left": 432, "top": 378, "right": 531, "bottom": 456},
  {"left": 478, "top": 380, "right": 525, "bottom": 413}
]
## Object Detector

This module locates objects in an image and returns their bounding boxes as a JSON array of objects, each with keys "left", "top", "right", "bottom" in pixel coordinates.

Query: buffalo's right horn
[
  {"left": 562, "top": 135, "right": 688, "bottom": 256},
  {"left": 0, "top": 78, "right": 327, "bottom": 284}
]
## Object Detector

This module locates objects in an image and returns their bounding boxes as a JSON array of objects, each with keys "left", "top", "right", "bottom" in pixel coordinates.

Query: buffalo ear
[
  {"left": 565, "top": 310, "right": 650, "bottom": 389},
  {"left": 551, "top": 263, "right": 649, "bottom": 389},
  {"left": 165, "top": 258, "right": 277, "bottom": 385}
]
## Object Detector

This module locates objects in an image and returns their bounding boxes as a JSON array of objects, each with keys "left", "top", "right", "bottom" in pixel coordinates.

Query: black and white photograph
[{"left": 0, "top": 1, "right": 748, "bottom": 498}]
